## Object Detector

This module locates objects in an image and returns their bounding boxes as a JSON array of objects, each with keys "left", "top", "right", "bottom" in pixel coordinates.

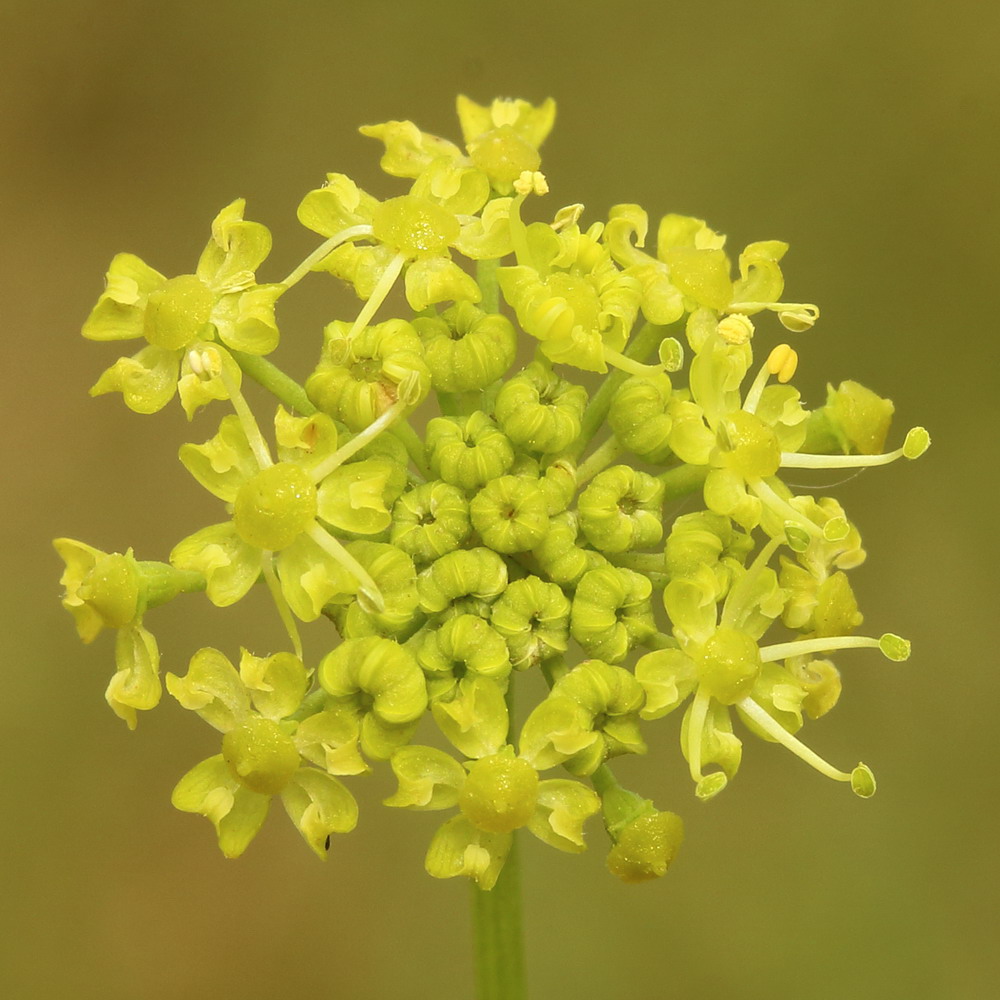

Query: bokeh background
[{"left": 3, "top": 1, "right": 997, "bottom": 997}]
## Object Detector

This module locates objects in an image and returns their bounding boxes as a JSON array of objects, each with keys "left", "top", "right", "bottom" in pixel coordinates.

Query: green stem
[
  {"left": 472, "top": 649, "right": 525, "bottom": 1000},
  {"left": 575, "top": 435, "right": 623, "bottom": 485},
  {"left": 472, "top": 834, "right": 526, "bottom": 1000},
  {"left": 657, "top": 463, "right": 709, "bottom": 501},
  {"left": 230, "top": 350, "right": 316, "bottom": 416},
  {"left": 569, "top": 322, "right": 666, "bottom": 460},
  {"left": 477, "top": 258, "right": 500, "bottom": 313}
]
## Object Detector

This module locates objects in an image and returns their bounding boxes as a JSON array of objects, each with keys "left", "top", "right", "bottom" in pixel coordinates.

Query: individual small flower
[
  {"left": 83, "top": 200, "right": 281, "bottom": 416},
  {"left": 385, "top": 743, "right": 599, "bottom": 890},
  {"left": 470, "top": 475, "right": 550, "bottom": 554},
  {"left": 305, "top": 319, "right": 431, "bottom": 431},
  {"left": 607, "top": 372, "right": 675, "bottom": 463},
  {"left": 497, "top": 196, "right": 645, "bottom": 374},
  {"left": 390, "top": 481, "right": 472, "bottom": 565},
  {"left": 640, "top": 537, "right": 904, "bottom": 798},
  {"left": 570, "top": 565, "right": 656, "bottom": 663},
  {"left": 519, "top": 659, "right": 647, "bottom": 775},
  {"left": 489, "top": 576, "right": 571, "bottom": 670},
  {"left": 493, "top": 362, "right": 588, "bottom": 455},
  {"left": 425, "top": 412, "right": 515, "bottom": 491},
  {"left": 170, "top": 398, "right": 413, "bottom": 641},
  {"left": 318, "top": 636, "right": 428, "bottom": 761},
  {"left": 168, "top": 647, "right": 358, "bottom": 857},
  {"left": 417, "top": 547, "right": 509, "bottom": 620},
  {"left": 577, "top": 466, "right": 664, "bottom": 554},
  {"left": 411, "top": 301, "right": 517, "bottom": 393},
  {"left": 54, "top": 538, "right": 205, "bottom": 727},
  {"left": 414, "top": 614, "right": 511, "bottom": 758}
]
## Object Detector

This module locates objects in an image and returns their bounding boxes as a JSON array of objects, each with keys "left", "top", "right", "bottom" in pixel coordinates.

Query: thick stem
[
  {"left": 472, "top": 834, "right": 526, "bottom": 1000},
  {"left": 472, "top": 651, "right": 526, "bottom": 1000}
]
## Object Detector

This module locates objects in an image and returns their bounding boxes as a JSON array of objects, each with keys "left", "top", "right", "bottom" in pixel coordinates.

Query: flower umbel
[{"left": 58, "top": 95, "right": 927, "bottom": 900}]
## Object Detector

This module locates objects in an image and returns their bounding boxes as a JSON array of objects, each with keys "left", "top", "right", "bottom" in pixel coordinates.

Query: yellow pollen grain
[{"left": 766, "top": 344, "right": 798, "bottom": 383}]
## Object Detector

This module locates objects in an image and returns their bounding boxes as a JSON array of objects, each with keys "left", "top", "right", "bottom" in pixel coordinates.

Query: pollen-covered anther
[
  {"left": 766, "top": 343, "right": 798, "bottom": 383},
  {"left": 717, "top": 313, "right": 754, "bottom": 345},
  {"left": 187, "top": 345, "right": 223, "bottom": 380},
  {"left": 514, "top": 170, "right": 549, "bottom": 197}
]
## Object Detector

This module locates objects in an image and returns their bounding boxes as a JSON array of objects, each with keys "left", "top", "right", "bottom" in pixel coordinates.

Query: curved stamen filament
[
  {"left": 741, "top": 360, "right": 773, "bottom": 415},
  {"left": 309, "top": 394, "right": 410, "bottom": 485},
  {"left": 307, "top": 523, "right": 385, "bottom": 613},
  {"left": 345, "top": 252, "right": 406, "bottom": 342},
  {"left": 260, "top": 552, "right": 303, "bottom": 660},
  {"left": 780, "top": 444, "right": 906, "bottom": 469},
  {"left": 736, "top": 696, "right": 854, "bottom": 783},
  {"left": 685, "top": 687, "right": 712, "bottom": 783},
  {"left": 280, "top": 225, "right": 373, "bottom": 289},
  {"left": 214, "top": 352, "right": 273, "bottom": 469},
  {"left": 721, "top": 535, "right": 782, "bottom": 627},
  {"left": 746, "top": 477, "right": 823, "bottom": 538},
  {"left": 759, "top": 634, "right": 882, "bottom": 663},
  {"left": 603, "top": 347, "right": 664, "bottom": 377}
]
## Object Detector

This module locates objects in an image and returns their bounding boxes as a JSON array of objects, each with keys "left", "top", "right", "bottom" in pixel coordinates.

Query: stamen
[
  {"left": 746, "top": 477, "right": 823, "bottom": 538},
  {"left": 603, "top": 346, "right": 664, "bottom": 377},
  {"left": 306, "top": 523, "right": 385, "bottom": 614},
  {"left": 212, "top": 351, "right": 273, "bottom": 470},
  {"left": 780, "top": 427, "right": 930, "bottom": 469},
  {"left": 280, "top": 224, "right": 373, "bottom": 289},
  {"left": 741, "top": 360, "right": 773, "bottom": 415},
  {"left": 344, "top": 251, "right": 406, "bottom": 342},
  {"left": 717, "top": 314, "right": 754, "bottom": 345},
  {"left": 720, "top": 535, "right": 782, "bottom": 627},
  {"left": 736, "top": 696, "right": 854, "bottom": 783},
  {"left": 685, "top": 687, "right": 711, "bottom": 785},
  {"left": 759, "top": 632, "right": 910, "bottom": 663},
  {"left": 766, "top": 344, "right": 798, "bottom": 383},
  {"left": 260, "top": 552, "right": 303, "bottom": 660},
  {"left": 514, "top": 170, "right": 548, "bottom": 196},
  {"left": 308, "top": 379, "right": 416, "bottom": 484}
]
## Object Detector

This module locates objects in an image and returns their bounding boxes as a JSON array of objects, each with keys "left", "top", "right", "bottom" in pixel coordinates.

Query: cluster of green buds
[{"left": 57, "top": 96, "right": 928, "bottom": 888}]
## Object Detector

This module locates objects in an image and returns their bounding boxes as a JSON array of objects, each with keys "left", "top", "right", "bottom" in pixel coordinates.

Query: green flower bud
[
  {"left": 460, "top": 749, "right": 540, "bottom": 833},
  {"left": 319, "top": 636, "right": 428, "bottom": 760},
  {"left": 664, "top": 512, "right": 753, "bottom": 597},
  {"left": 578, "top": 466, "right": 664, "bottom": 554},
  {"left": 606, "top": 810, "right": 685, "bottom": 884},
  {"left": 521, "top": 660, "right": 646, "bottom": 774},
  {"left": 233, "top": 463, "right": 318, "bottom": 551},
  {"left": 335, "top": 541, "right": 420, "bottom": 639},
  {"left": 532, "top": 512, "right": 591, "bottom": 587},
  {"left": 608, "top": 374, "right": 674, "bottom": 463},
  {"left": 391, "top": 481, "right": 471, "bottom": 565},
  {"left": 470, "top": 475, "right": 550, "bottom": 554},
  {"left": 493, "top": 362, "right": 588, "bottom": 454},
  {"left": 413, "top": 302, "right": 517, "bottom": 392},
  {"left": 416, "top": 614, "right": 512, "bottom": 698},
  {"left": 306, "top": 319, "right": 430, "bottom": 431},
  {"left": 222, "top": 716, "right": 300, "bottom": 795},
  {"left": 490, "top": 576, "right": 571, "bottom": 670},
  {"left": 571, "top": 566, "right": 656, "bottom": 663},
  {"left": 417, "top": 547, "right": 508, "bottom": 618},
  {"left": 425, "top": 412, "right": 515, "bottom": 491}
]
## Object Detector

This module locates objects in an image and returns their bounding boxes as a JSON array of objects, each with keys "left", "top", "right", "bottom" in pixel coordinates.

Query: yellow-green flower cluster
[{"left": 57, "top": 96, "right": 928, "bottom": 887}]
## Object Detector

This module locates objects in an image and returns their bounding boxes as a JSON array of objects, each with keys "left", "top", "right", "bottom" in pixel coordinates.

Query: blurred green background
[{"left": 3, "top": 1, "right": 997, "bottom": 997}]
